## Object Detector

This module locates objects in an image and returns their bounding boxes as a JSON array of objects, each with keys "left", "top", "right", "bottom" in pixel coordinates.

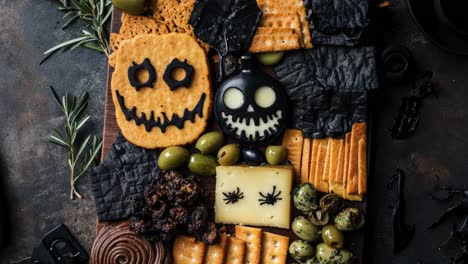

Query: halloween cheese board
[{"left": 93, "top": 0, "right": 378, "bottom": 263}]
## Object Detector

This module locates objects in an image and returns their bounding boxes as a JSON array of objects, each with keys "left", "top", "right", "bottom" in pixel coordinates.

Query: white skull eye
[
  {"left": 254, "top": 86, "right": 276, "bottom": 108},
  {"left": 223, "top": 87, "right": 245, "bottom": 109}
]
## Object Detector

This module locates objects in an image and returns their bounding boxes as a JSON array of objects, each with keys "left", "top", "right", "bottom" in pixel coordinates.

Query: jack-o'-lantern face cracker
[{"left": 111, "top": 33, "right": 212, "bottom": 149}]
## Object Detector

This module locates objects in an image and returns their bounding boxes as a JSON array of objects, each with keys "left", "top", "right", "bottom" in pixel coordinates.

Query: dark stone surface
[
  {"left": 1, "top": 0, "right": 468, "bottom": 263},
  {"left": 0, "top": 0, "right": 106, "bottom": 263}
]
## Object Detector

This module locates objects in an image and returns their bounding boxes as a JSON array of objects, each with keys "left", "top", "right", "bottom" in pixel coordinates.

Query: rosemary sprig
[
  {"left": 49, "top": 86, "right": 102, "bottom": 200},
  {"left": 42, "top": 0, "right": 113, "bottom": 63}
]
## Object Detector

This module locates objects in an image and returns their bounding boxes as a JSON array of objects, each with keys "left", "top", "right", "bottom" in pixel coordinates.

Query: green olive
[
  {"left": 188, "top": 154, "right": 217, "bottom": 176},
  {"left": 265, "top": 145, "right": 286, "bottom": 165},
  {"left": 217, "top": 144, "right": 240, "bottom": 166},
  {"left": 257, "top": 52, "right": 285, "bottom": 66},
  {"left": 288, "top": 240, "right": 315, "bottom": 262},
  {"left": 195, "top": 131, "right": 224, "bottom": 154},
  {"left": 293, "top": 183, "right": 319, "bottom": 213},
  {"left": 334, "top": 208, "right": 365, "bottom": 231},
  {"left": 112, "top": 0, "right": 146, "bottom": 15},
  {"left": 305, "top": 257, "right": 322, "bottom": 264},
  {"left": 315, "top": 243, "right": 338, "bottom": 262},
  {"left": 291, "top": 216, "right": 320, "bottom": 242},
  {"left": 328, "top": 249, "right": 354, "bottom": 264},
  {"left": 158, "top": 146, "right": 189, "bottom": 170},
  {"left": 321, "top": 225, "right": 344, "bottom": 249}
]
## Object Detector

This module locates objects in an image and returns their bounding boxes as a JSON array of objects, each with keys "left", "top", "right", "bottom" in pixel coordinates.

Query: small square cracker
[
  {"left": 172, "top": 235, "right": 206, "bottom": 264},
  {"left": 205, "top": 233, "right": 229, "bottom": 264},
  {"left": 260, "top": 232, "right": 289, "bottom": 264},
  {"left": 235, "top": 226, "right": 262, "bottom": 264},
  {"left": 226, "top": 236, "right": 246, "bottom": 264}
]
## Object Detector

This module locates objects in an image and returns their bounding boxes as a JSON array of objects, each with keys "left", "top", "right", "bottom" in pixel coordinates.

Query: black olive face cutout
[
  {"left": 214, "top": 55, "right": 288, "bottom": 145},
  {"left": 163, "top": 58, "right": 194, "bottom": 90},
  {"left": 128, "top": 58, "right": 156, "bottom": 91}
]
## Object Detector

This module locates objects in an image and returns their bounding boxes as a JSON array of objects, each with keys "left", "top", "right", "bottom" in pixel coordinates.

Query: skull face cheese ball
[
  {"left": 214, "top": 55, "right": 287, "bottom": 145},
  {"left": 111, "top": 33, "right": 212, "bottom": 148}
]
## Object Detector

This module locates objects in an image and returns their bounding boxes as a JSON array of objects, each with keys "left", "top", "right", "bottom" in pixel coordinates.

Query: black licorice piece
[
  {"left": 128, "top": 58, "right": 156, "bottom": 90},
  {"left": 189, "top": 0, "right": 262, "bottom": 55},
  {"left": 90, "top": 133, "right": 160, "bottom": 221},
  {"left": 163, "top": 58, "right": 194, "bottom": 90},
  {"left": 304, "top": 0, "right": 369, "bottom": 46},
  {"left": 189, "top": 0, "right": 262, "bottom": 81},
  {"left": 274, "top": 46, "right": 378, "bottom": 138},
  {"left": 391, "top": 169, "right": 415, "bottom": 254}
]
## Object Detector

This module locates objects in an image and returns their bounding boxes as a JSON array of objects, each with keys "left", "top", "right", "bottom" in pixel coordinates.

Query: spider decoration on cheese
[
  {"left": 222, "top": 187, "right": 244, "bottom": 204},
  {"left": 258, "top": 185, "right": 282, "bottom": 206},
  {"left": 214, "top": 54, "right": 288, "bottom": 145},
  {"left": 111, "top": 34, "right": 212, "bottom": 148}
]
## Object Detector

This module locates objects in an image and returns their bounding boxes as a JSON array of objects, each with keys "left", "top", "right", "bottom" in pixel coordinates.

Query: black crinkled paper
[
  {"left": 188, "top": 0, "right": 262, "bottom": 54},
  {"left": 305, "top": 0, "right": 369, "bottom": 46},
  {"left": 274, "top": 46, "right": 378, "bottom": 138},
  {"left": 90, "top": 133, "right": 159, "bottom": 222}
]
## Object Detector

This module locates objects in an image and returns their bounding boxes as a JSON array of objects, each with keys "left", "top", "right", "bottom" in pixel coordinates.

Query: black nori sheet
[
  {"left": 274, "top": 46, "right": 378, "bottom": 138},
  {"left": 188, "top": 0, "right": 262, "bottom": 55},
  {"left": 90, "top": 133, "right": 159, "bottom": 222},
  {"left": 304, "top": 0, "right": 369, "bottom": 46}
]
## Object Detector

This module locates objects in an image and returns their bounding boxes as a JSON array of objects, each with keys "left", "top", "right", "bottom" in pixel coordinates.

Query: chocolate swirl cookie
[{"left": 91, "top": 222, "right": 170, "bottom": 264}]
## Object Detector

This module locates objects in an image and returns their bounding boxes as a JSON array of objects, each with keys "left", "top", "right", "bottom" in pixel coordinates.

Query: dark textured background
[{"left": 1, "top": 0, "right": 468, "bottom": 263}]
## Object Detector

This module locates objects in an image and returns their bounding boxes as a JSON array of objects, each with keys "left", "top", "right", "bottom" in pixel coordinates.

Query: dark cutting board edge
[{"left": 100, "top": 8, "right": 369, "bottom": 263}]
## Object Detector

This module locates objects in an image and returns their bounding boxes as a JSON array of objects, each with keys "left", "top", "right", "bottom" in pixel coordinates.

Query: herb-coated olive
[
  {"left": 305, "top": 257, "right": 322, "bottom": 264},
  {"left": 256, "top": 52, "right": 285, "bottom": 66},
  {"left": 217, "top": 144, "right": 240, "bottom": 166},
  {"left": 320, "top": 194, "right": 343, "bottom": 215},
  {"left": 289, "top": 240, "right": 315, "bottom": 262},
  {"left": 265, "top": 145, "right": 286, "bottom": 165},
  {"left": 315, "top": 243, "right": 338, "bottom": 262},
  {"left": 334, "top": 208, "right": 365, "bottom": 231},
  {"left": 293, "top": 183, "right": 319, "bottom": 212},
  {"left": 158, "top": 146, "right": 189, "bottom": 170},
  {"left": 291, "top": 216, "right": 321, "bottom": 242},
  {"left": 321, "top": 224, "right": 344, "bottom": 249},
  {"left": 195, "top": 131, "right": 224, "bottom": 154},
  {"left": 328, "top": 249, "right": 354, "bottom": 264},
  {"left": 241, "top": 147, "right": 265, "bottom": 166},
  {"left": 188, "top": 153, "right": 217, "bottom": 176},
  {"left": 309, "top": 208, "right": 330, "bottom": 226},
  {"left": 112, "top": 0, "right": 146, "bottom": 15}
]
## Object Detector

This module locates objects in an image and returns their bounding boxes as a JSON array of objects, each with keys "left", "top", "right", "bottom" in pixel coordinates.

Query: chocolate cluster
[{"left": 130, "top": 170, "right": 218, "bottom": 244}]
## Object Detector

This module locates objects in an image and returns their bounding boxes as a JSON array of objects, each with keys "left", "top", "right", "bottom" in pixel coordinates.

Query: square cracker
[
  {"left": 172, "top": 235, "right": 206, "bottom": 264},
  {"left": 282, "top": 129, "right": 304, "bottom": 182},
  {"left": 260, "top": 232, "right": 289, "bottom": 264},
  {"left": 249, "top": 27, "right": 301, "bottom": 53},
  {"left": 300, "top": 138, "right": 312, "bottom": 184},
  {"left": 235, "top": 226, "right": 262, "bottom": 264},
  {"left": 256, "top": 0, "right": 312, "bottom": 48},
  {"left": 205, "top": 234, "right": 229, "bottom": 264},
  {"left": 226, "top": 236, "right": 246, "bottom": 264}
]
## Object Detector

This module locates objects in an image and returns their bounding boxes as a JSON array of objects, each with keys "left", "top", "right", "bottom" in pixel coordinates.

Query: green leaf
[
  {"left": 74, "top": 135, "right": 91, "bottom": 165},
  {"left": 43, "top": 36, "right": 90, "bottom": 55},
  {"left": 49, "top": 86, "right": 65, "bottom": 112},
  {"left": 76, "top": 115, "right": 90, "bottom": 130},
  {"left": 75, "top": 139, "right": 102, "bottom": 180}
]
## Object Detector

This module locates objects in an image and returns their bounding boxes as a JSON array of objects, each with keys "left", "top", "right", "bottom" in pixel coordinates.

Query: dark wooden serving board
[{"left": 100, "top": 9, "right": 369, "bottom": 263}]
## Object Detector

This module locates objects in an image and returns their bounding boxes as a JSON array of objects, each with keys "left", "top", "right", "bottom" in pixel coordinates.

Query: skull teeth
[{"left": 221, "top": 110, "right": 283, "bottom": 140}]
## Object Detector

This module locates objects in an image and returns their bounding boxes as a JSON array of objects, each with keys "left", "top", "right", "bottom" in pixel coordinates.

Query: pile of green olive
[
  {"left": 289, "top": 183, "right": 365, "bottom": 263},
  {"left": 157, "top": 131, "right": 289, "bottom": 175}
]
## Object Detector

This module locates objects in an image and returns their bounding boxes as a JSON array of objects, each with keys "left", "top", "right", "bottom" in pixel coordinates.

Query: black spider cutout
[
  {"left": 163, "top": 58, "right": 194, "bottom": 91},
  {"left": 258, "top": 185, "right": 282, "bottom": 206},
  {"left": 128, "top": 58, "right": 156, "bottom": 91},
  {"left": 223, "top": 187, "right": 244, "bottom": 204}
]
